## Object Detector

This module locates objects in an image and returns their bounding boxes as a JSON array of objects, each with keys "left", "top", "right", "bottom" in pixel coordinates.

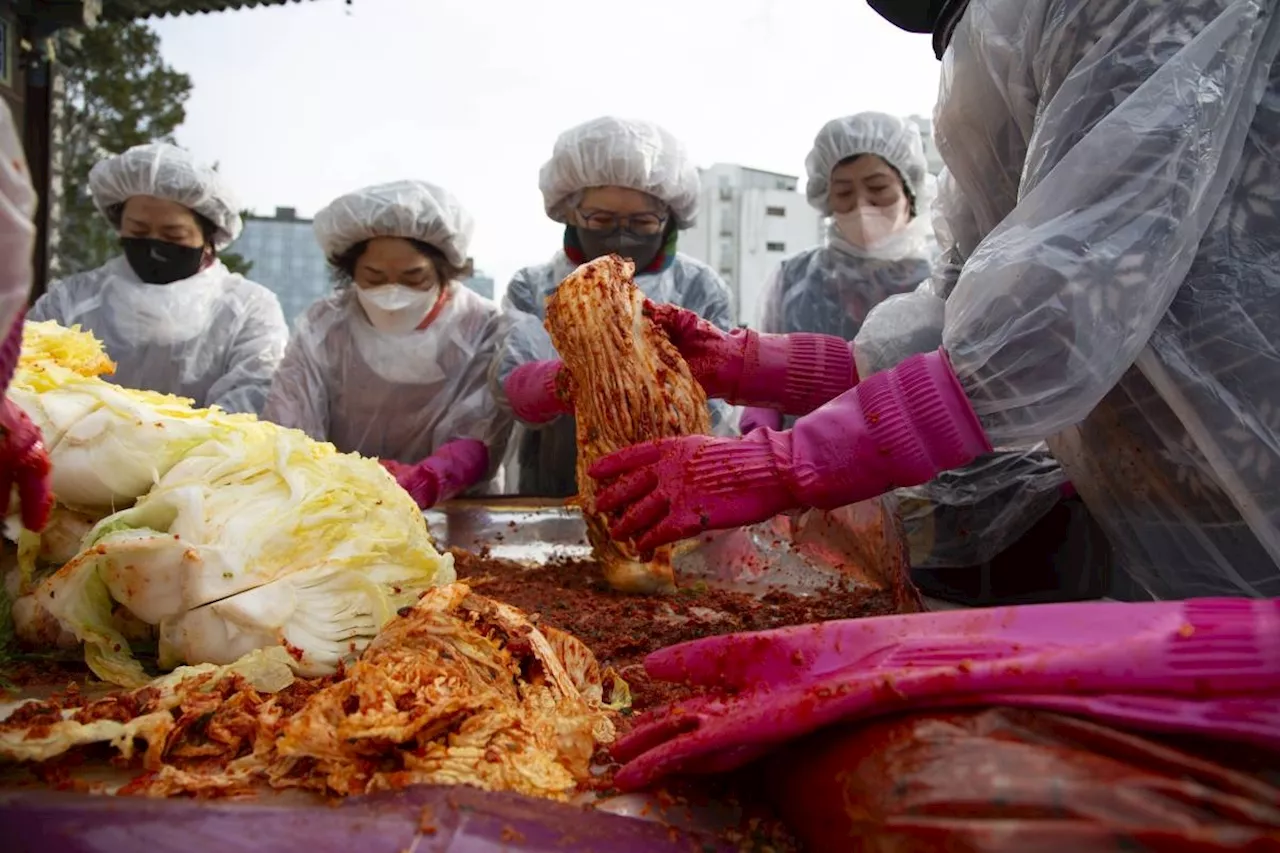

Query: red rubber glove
[
  {"left": 0, "top": 398, "right": 52, "bottom": 532},
  {"left": 590, "top": 349, "right": 991, "bottom": 554},
  {"left": 503, "top": 359, "right": 574, "bottom": 425},
  {"left": 381, "top": 438, "right": 489, "bottom": 510},
  {"left": 0, "top": 310, "right": 51, "bottom": 532},
  {"left": 645, "top": 301, "right": 856, "bottom": 415}
]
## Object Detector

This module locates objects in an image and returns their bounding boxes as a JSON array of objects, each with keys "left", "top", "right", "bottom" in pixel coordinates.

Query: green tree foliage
[
  {"left": 55, "top": 22, "right": 192, "bottom": 277},
  {"left": 220, "top": 210, "right": 256, "bottom": 277}
]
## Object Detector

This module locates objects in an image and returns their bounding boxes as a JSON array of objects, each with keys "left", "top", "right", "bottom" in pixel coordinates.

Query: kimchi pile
[{"left": 1, "top": 584, "right": 621, "bottom": 800}]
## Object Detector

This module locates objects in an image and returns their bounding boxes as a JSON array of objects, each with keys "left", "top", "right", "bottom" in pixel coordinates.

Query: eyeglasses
[{"left": 576, "top": 208, "right": 668, "bottom": 236}]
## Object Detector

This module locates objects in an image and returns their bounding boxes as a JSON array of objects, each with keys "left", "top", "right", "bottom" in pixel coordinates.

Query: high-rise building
[
  {"left": 235, "top": 207, "right": 498, "bottom": 327},
  {"left": 679, "top": 164, "right": 823, "bottom": 329},
  {"left": 234, "top": 207, "right": 330, "bottom": 328}
]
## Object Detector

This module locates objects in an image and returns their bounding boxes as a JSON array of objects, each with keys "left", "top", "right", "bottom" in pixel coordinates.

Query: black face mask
[
  {"left": 575, "top": 227, "right": 666, "bottom": 271},
  {"left": 121, "top": 237, "right": 206, "bottom": 285}
]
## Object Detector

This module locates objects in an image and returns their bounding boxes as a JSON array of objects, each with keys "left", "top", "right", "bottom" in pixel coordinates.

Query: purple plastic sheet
[{"left": 0, "top": 785, "right": 734, "bottom": 853}]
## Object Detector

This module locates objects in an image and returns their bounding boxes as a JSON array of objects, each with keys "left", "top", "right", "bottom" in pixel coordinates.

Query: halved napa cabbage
[
  {"left": 11, "top": 322, "right": 455, "bottom": 688},
  {"left": 39, "top": 426, "right": 454, "bottom": 686}
]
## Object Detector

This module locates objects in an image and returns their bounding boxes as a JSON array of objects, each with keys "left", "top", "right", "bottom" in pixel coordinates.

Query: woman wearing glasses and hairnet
[
  {"left": 30, "top": 144, "right": 287, "bottom": 415},
  {"left": 263, "top": 181, "right": 511, "bottom": 510},
  {"left": 589, "top": 0, "right": 1280, "bottom": 601},
  {"left": 745, "top": 111, "right": 1096, "bottom": 605},
  {"left": 494, "top": 116, "right": 735, "bottom": 497}
]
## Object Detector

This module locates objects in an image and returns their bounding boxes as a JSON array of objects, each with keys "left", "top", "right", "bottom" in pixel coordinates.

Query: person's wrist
[
  {"left": 734, "top": 332, "right": 856, "bottom": 413},
  {"left": 506, "top": 360, "right": 569, "bottom": 424},
  {"left": 681, "top": 432, "right": 802, "bottom": 520},
  {"left": 891, "top": 348, "right": 990, "bottom": 472},
  {"left": 406, "top": 464, "right": 442, "bottom": 507},
  {"left": 697, "top": 328, "right": 748, "bottom": 399},
  {"left": 782, "top": 349, "right": 990, "bottom": 509}
]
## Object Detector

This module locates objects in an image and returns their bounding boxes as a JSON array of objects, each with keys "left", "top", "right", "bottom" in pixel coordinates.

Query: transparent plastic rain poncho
[
  {"left": 925, "top": 0, "right": 1280, "bottom": 598},
  {"left": 30, "top": 258, "right": 288, "bottom": 415},
  {"left": 263, "top": 285, "right": 511, "bottom": 490},
  {"left": 759, "top": 112, "right": 1065, "bottom": 568},
  {"left": 0, "top": 100, "right": 35, "bottom": 342},
  {"left": 846, "top": 179, "right": 1069, "bottom": 569},
  {"left": 262, "top": 181, "right": 511, "bottom": 489},
  {"left": 494, "top": 117, "right": 736, "bottom": 497},
  {"left": 495, "top": 252, "right": 736, "bottom": 497}
]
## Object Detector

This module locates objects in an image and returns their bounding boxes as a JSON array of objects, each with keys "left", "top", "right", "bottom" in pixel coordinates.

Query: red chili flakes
[{"left": 449, "top": 548, "right": 898, "bottom": 718}]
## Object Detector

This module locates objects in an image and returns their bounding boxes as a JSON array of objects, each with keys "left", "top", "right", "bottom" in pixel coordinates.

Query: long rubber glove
[
  {"left": 645, "top": 301, "right": 856, "bottom": 415},
  {"left": 590, "top": 349, "right": 992, "bottom": 553},
  {"left": 0, "top": 310, "right": 52, "bottom": 532},
  {"left": 503, "top": 359, "right": 574, "bottom": 425},
  {"left": 381, "top": 438, "right": 489, "bottom": 510}
]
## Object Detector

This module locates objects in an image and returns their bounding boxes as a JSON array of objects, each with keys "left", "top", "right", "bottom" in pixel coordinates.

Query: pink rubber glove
[
  {"left": 381, "top": 438, "right": 489, "bottom": 509},
  {"left": 611, "top": 596, "right": 1280, "bottom": 790},
  {"left": 0, "top": 310, "right": 51, "bottom": 532},
  {"left": 0, "top": 398, "right": 52, "bottom": 531},
  {"left": 503, "top": 359, "right": 574, "bottom": 425},
  {"left": 590, "top": 349, "right": 992, "bottom": 554},
  {"left": 645, "top": 301, "right": 856, "bottom": 415},
  {"left": 739, "top": 406, "right": 783, "bottom": 435}
]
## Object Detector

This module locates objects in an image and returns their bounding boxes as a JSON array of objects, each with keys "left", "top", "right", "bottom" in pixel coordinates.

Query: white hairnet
[
  {"left": 0, "top": 100, "right": 35, "bottom": 345},
  {"left": 313, "top": 180, "right": 475, "bottom": 269},
  {"left": 539, "top": 117, "right": 701, "bottom": 228},
  {"left": 89, "top": 143, "right": 243, "bottom": 249},
  {"left": 805, "top": 112, "right": 929, "bottom": 216}
]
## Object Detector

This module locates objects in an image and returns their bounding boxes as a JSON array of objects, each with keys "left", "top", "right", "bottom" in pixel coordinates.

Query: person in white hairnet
[
  {"left": 262, "top": 180, "right": 511, "bottom": 509},
  {"left": 741, "top": 114, "right": 1093, "bottom": 605},
  {"left": 493, "top": 116, "right": 735, "bottom": 497},
  {"left": 743, "top": 112, "right": 938, "bottom": 435},
  {"left": 0, "top": 100, "right": 52, "bottom": 533},
  {"left": 589, "top": 0, "right": 1280, "bottom": 601},
  {"left": 29, "top": 143, "right": 287, "bottom": 415}
]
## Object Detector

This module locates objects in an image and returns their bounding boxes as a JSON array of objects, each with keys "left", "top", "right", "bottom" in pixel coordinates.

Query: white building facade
[{"left": 680, "top": 164, "right": 823, "bottom": 329}]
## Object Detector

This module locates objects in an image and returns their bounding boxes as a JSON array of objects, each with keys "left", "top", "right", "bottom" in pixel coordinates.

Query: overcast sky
[{"left": 153, "top": 0, "right": 940, "bottom": 293}]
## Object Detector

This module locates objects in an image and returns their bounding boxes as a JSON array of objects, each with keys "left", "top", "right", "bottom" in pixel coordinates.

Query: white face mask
[
  {"left": 833, "top": 201, "right": 911, "bottom": 249},
  {"left": 356, "top": 283, "right": 437, "bottom": 334}
]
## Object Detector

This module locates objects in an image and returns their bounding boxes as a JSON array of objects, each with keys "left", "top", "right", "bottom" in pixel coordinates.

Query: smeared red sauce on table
[{"left": 450, "top": 549, "right": 898, "bottom": 718}]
